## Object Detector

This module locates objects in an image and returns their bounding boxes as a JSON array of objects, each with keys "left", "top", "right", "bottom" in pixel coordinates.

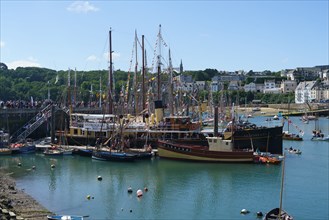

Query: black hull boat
[
  {"left": 223, "top": 124, "right": 283, "bottom": 154},
  {"left": 263, "top": 208, "right": 293, "bottom": 220},
  {"left": 92, "top": 150, "right": 136, "bottom": 162}
]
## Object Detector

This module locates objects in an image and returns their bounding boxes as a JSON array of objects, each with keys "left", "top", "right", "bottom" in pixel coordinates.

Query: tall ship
[{"left": 55, "top": 27, "right": 283, "bottom": 155}]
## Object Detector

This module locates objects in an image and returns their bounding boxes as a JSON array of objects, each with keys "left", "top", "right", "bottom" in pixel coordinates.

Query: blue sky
[{"left": 1, "top": 1, "right": 328, "bottom": 72}]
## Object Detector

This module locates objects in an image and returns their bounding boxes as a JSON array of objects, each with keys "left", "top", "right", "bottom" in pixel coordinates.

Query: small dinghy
[{"left": 47, "top": 215, "right": 86, "bottom": 220}]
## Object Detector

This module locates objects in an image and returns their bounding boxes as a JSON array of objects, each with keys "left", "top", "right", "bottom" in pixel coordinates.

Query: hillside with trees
[{"left": 0, "top": 63, "right": 294, "bottom": 105}]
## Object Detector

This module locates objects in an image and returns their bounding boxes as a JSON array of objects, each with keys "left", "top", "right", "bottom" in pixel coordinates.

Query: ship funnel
[{"left": 154, "top": 100, "right": 164, "bottom": 124}]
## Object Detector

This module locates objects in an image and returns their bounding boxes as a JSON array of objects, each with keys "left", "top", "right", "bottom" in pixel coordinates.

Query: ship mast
[
  {"left": 67, "top": 68, "right": 71, "bottom": 107},
  {"left": 168, "top": 48, "right": 174, "bottom": 116},
  {"left": 74, "top": 68, "right": 77, "bottom": 107},
  {"left": 157, "top": 24, "right": 162, "bottom": 100},
  {"left": 142, "top": 34, "right": 146, "bottom": 114},
  {"left": 134, "top": 30, "right": 139, "bottom": 115},
  {"left": 108, "top": 28, "right": 113, "bottom": 114}
]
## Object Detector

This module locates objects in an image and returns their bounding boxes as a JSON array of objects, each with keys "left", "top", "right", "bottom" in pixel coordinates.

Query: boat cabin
[
  {"left": 206, "top": 137, "right": 233, "bottom": 152},
  {"left": 67, "top": 113, "right": 119, "bottom": 140}
]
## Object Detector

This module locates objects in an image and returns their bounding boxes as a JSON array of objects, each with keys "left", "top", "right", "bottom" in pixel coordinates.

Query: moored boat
[
  {"left": 222, "top": 121, "right": 283, "bottom": 154},
  {"left": 288, "top": 148, "right": 302, "bottom": 154},
  {"left": 47, "top": 214, "right": 85, "bottom": 220},
  {"left": 10, "top": 141, "right": 36, "bottom": 154},
  {"left": 282, "top": 132, "right": 303, "bottom": 141},
  {"left": 264, "top": 153, "right": 293, "bottom": 220},
  {"left": 73, "top": 147, "right": 93, "bottom": 157},
  {"left": 264, "top": 207, "right": 293, "bottom": 220},
  {"left": 311, "top": 135, "right": 329, "bottom": 141},
  {"left": 44, "top": 148, "right": 64, "bottom": 156},
  {"left": 0, "top": 148, "right": 12, "bottom": 155},
  {"left": 157, "top": 137, "right": 254, "bottom": 163},
  {"left": 92, "top": 150, "right": 136, "bottom": 162}
]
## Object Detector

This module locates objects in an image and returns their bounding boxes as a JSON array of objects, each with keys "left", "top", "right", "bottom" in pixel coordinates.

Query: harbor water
[{"left": 0, "top": 116, "right": 328, "bottom": 219}]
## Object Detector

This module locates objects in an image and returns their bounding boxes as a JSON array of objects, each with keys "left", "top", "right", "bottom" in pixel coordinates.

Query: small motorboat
[
  {"left": 47, "top": 214, "right": 86, "bottom": 220},
  {"left": 288, "top": 148, "right": 302, "bottom": 155}
]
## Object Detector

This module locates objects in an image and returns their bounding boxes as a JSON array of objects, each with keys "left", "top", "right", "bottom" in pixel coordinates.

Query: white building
[
  {"left": 295, "top": 81, "right": 317, "bottom": 104},
  {"left": 263, "top": 80, "right": 280, "bottom": 93}
]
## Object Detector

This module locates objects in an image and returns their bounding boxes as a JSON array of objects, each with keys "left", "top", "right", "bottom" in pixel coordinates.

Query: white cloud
[
  {"left": 0, "top": 41, "right": 5, "bottom": 48},
  {"left": 7, "top": 60, "right": 41, "bottom": 70},
  {"left": 86, "top": 55, "right": 98, "bottom": 61},
  {"left": 103, "top": 52, "right": 120, "bottom": 61},
  {"left": 67, "top": 1, "right": 99, "bottom": 13}
]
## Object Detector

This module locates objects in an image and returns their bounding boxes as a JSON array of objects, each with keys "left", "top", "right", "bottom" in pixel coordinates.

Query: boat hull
[
  {"left": 264, "top": 208, "right": 293, "bottom": 220},
  {"left": 47, "top": 215, "right": 84, "bottom": 220},
  {"left": 11, "top": 144, "right": 36, "bottom": 154},
  {"left": 92, "top": 151, "right": 136, "bottom": 162},
  {"left": 157, "top": 140, "right": 254, "bottom": 163}
]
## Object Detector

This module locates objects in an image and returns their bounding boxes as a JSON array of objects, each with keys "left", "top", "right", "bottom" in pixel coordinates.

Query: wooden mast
[
  {"left": 142, "top": 34, "right": 146, "bottom": 113},
  {"left": 108, "top": 28, "right": 113, "bottom": 114},
  {"left": 157, "top": 24, "right": 162, "bottom": 100},
  {"left": 134, "top": 30, "right": 138, "bottom": 115},
  {"left": 168, "top": 49, "right": 174, "bottom": 116},
  {"left": 74, "top": 68, "right": 77, "bottom": 107},
  {"left": 67, "top": 68, "right": 71, "bottom": 107}
]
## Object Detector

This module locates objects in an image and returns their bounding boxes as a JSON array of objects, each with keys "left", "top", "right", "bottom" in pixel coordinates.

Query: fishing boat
[
  {"left": 264, "top": 153, "right": 293, "bottom": 220},
  {"left": 157, "top": 136, "right": 254, "bottom": 163},
  {"left": 47, "top": 214, "right": 85, "bottom": 220}
]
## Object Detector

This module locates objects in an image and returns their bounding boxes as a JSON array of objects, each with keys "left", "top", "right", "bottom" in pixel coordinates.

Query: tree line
[{"left": 0, "top": 63, "right": 294, "bottom": 105}]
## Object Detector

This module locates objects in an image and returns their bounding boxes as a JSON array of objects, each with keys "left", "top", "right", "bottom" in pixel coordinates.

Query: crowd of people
[
  {"left": 0, "top": 100, "right": 47, "bottom": 109},
  {"left": 0, "top": 99, "right": 102, "bottom": 109}
]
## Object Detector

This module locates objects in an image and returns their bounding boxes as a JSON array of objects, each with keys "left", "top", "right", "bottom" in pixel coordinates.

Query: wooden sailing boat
[
  {"left": 282, "top": 101, "right": 303, "bottom": 141},
  {"left": 264, "top": 153, "right": 293, "bottom": 220},
  {"left": 91, "top": 29, "right": 137, "bottom": 162},
  {"left": 311, "top": 114, "right": 329, "bottom": 141}
]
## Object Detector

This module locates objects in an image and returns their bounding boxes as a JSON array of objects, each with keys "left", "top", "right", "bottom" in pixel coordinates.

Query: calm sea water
[{"left": 1, "top": 116, "right": 328, "bottom": 220}]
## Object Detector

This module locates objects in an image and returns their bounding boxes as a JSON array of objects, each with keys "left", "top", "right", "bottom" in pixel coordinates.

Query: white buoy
[
  {"left": 240, "top": 209, "right": 250, "bottom": 214},
  {"left": 136, "top": 189, "right": 143, "bottom": 197},
  {"left": 97, "top": 176, "right": 102, "bottom": 181}
]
